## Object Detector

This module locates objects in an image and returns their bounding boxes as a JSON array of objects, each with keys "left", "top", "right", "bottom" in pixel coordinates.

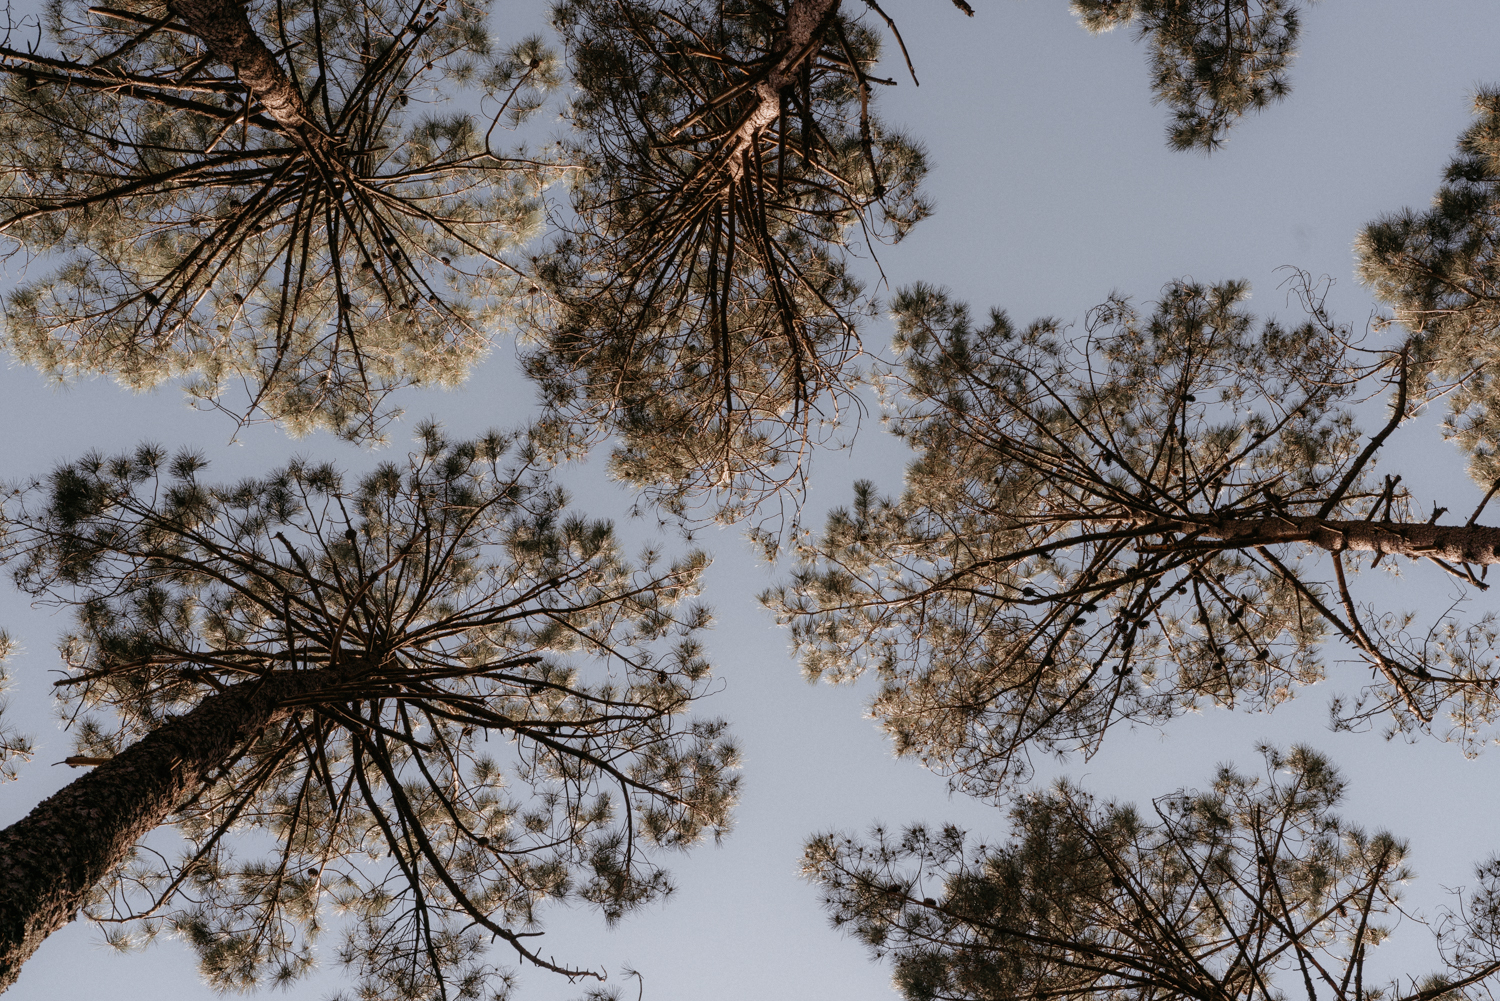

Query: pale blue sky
[{"left": 3, "top": 2, "right": 1500, "bottom": 999}]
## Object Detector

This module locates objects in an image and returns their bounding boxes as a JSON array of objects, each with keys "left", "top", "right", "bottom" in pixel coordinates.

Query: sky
[{"left": 4, "top": 1, "right": 1500, "bottom": 999}]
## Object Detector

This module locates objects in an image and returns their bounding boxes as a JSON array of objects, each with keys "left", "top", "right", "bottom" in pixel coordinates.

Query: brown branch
[
  {"left": 723, "top": 0, "right": 840, "bottom": 180},
  {"left": 1138, "top": 515, "right": 1500, "bottom": 567},
  {"left": 1318, "top": 346, "right": 1409, "bottom": 519}
]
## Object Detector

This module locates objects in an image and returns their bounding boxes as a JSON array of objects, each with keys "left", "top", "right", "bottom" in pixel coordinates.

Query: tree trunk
[
  {"left": 725, "top": 0, "right": 840, "bottom": 177},
  {"left": 1163, "top": 516, "right": 1500, "bottom": 565},
  {"left": 0, "top": 667, "right": 336, "bottom": 992},
  {"left": 750, "top": 0, "right": 840, "bottom": 131},
  {"left": 168, "top": 0, "right": 332, "bottom": 157}
]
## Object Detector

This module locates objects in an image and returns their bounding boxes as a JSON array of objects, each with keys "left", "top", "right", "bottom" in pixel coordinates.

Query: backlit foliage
[
  {"left": 0, "top": 0, "right": 559, "bottom": 440},
  {"left": 769, "top": 277, "right": 1500, "bottom": 798},
  {"left": 1359, "top": 88, "right": 1500, "bottom": 485},
  {"left": 523, "top": 0, "right": 931, "bottom": 524}
]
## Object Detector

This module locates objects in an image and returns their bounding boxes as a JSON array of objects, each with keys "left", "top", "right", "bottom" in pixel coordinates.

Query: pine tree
[
  {"left": 1358, "top": 89, "right": 1500, "bottom": 486},
  {"left": 0, "top": 0, "right": 557, "bottom": 441},
  {"left": 0, "top": 632, "right": 32, "bottom": 784},
  {"left": 0, "top": 423, "right": 738, "bottom": 996},
  {"left": 1071, "top": 0, "right": 1316, "bottom": 151},
  {"left": 517, "top": 0, "right": 1311, "bottom": 525},
  {"left": 521, "top": 0, "right": 931, "bottom": 524},
  {"left": 767, "top": 276, "right": 1500, "bottom": 799},
  {"left": 805, "top": 745, "right": 1500, "bottom": 1001}
]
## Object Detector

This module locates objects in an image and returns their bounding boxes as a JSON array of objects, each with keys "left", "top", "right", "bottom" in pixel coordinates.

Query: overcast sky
[{"left": 4, "top": 1, "right": 1500, "bottom": 999}]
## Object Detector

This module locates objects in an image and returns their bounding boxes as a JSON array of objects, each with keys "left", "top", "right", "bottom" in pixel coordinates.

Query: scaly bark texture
[
  {"left": 1161, "top": 517, "right": 1500, "bottom": 565},
  {"left": 748, "top": 0, "right": 839, "bottom": 130},
  {"left": 725, "top": 0, "right": 839, "bottom": 176},
  {"left": 168, "top": 0, "right": 332, "bottom": 156},
  {"left": 0, "top": 667, "right": 338, "bottom": 992}
]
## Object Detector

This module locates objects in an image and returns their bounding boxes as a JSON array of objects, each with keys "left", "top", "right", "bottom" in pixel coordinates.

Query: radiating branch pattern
[
  {"left": 0, "top": 0, "right": 559, "bottom": 440},
  {"left": 0, "top": 423, "right": 738, "bottom": 997},
  {"left": 769, "top": 276, "right": 1500, "bottom": 799},
  {"left": 523, "top": 0, "right": 932, "bottom": 525}
]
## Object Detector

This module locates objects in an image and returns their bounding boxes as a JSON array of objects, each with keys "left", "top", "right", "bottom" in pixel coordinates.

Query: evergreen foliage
[
  {"left": 0, "top": 631, "right": 32, "bottom": 783},
  {"left": 0, "top": 0, "right": 558, "bottom": 440},
  {"left": 0, "top": 423, "right": 738, "bottom": 997},
  {"left": 805, "top": 745, "right": 1500, "bottom": 1001},
  {"left": 768, "top": 277, "right": 1500, "bottom": 798},
  {"left": 522, "top": 0, "right": 930, "bottom": 524},
  {"left": 0, "top": 2, "right": 1486, "bottom": 997},
  {"left": 1070, "top": 0, "right": 1314, "bottom": 151},
  {"left": 1359, "top": 89, "right": 1500, "bottom": 486}
]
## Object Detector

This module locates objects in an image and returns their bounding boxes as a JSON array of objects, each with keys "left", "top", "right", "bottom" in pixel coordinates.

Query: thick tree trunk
[
  {"left": 0, "top": 667, "right": 336, "bottom": 992},
  {"left": 724, "top": 0, "right": 840, "bottom": 177},
  {"left": 168, "top": 0, "right": 332, "bottom": 156},
  {"left": 749, "top": 0, "right": 840, "bottom": 132},
  {"left": 1171, "top": 516, "right": 1500, "bottom": 565}
]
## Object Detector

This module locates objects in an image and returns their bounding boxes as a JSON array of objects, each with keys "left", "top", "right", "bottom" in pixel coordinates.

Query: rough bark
[
  {"left": 167, "top": 0, "right": 332, "bottom": 157},
  {"left": 750, "top": 0, "right": 840, "bottom": 132},
  {"left": 0, "top": 667, "right": 339, "bottom": 992},
  {"left": 725, "top": 0, "right": 840, "bottom": 177},
  {"left": 1161, "top": 517, "right": 1500, "bottom": 565}
]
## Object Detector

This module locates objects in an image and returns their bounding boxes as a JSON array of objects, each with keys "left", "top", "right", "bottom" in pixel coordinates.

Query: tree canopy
[
  {"left": 806, "top": 745, "right": 1500, "bottom": 1001},
  {"left": 0, "top": 0, "right": 1321, "bottom": 455},
  {"left": 521, "top": 0, "right": 931, "bottom": 525},
  {"left": 0, "top": 423, "right": 737, "bottom": 997},
  {"left": 0, "top": 0, "right": 557, "bottom": 441},
  {"left": 0, "top": 1, "right": 1487, "bottom": 998},
  {"left": 768, "top": 276, "right": 1500, "bottom": 798},
  {"left": 515, "top": 0, "right": 1325, "bottom": 528}
]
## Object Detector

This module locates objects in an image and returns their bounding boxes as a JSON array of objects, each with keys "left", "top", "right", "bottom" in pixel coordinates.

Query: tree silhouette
[
  {"left": 0, "top": 423, "right": 737, "bottom": 996},
  {"left": 522, "top": 0, "right": 931, "bottom": 524},
  {"left": 0, "top": 0, "right": 557, "bottom": 440},
  {"left": 806, "top": 745, "right": 1500, "bottom": 1001},
  {"left": 768, "top": 276, "right": 1500, "bottom": 799}
]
